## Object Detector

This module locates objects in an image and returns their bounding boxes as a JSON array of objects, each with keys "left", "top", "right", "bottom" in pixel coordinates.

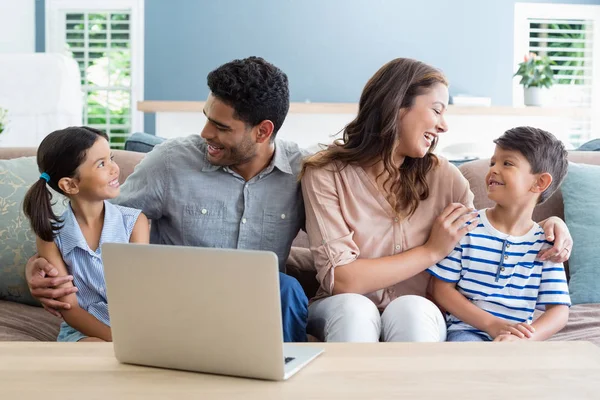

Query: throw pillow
[
  {"left": 0, "top": 157, "right": 66, "bottom": 306},
  {"left": 561, "top": 162, "right": 600, "bottom": 304}
]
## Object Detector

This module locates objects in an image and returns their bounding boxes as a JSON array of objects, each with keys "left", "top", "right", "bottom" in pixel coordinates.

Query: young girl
[{"left": 23, "top": 126, "right": 149, "bottom": 342}]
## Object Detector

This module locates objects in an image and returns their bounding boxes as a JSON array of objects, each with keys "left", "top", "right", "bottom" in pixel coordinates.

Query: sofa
[{"left": 1, "top": 147, "right": 599, "bottom": 344}]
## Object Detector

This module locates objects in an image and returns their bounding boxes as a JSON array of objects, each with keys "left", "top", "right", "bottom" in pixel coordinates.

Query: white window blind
[
  {"left": 66, "top": 11, "right": 132, "bottom": 148},
  {"left": 527, "top": 18, "right": 593, "bottom": 147},
  {"left": 46, "top": 0, "right": 144, "bottom": 149},
  {"left": 514, "top": 4, "right": 600, "bottom": 149}
]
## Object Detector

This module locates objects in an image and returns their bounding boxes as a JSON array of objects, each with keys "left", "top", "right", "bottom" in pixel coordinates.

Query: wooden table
[{"left": 1, "top": 342, "right": 599, "bottom": 399}]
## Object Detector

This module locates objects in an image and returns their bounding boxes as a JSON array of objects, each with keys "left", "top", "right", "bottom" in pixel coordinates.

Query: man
[{"left": 26, "top": 56, "right": 309, "bottom": 342}]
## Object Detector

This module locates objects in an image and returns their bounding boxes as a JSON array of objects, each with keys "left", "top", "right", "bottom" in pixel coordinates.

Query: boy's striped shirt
[{"left": 427, "top": 209, "right": 571, "bottom": 340}]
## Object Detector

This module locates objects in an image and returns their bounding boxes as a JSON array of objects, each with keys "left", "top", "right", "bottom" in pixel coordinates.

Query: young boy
[{"left": 428, "top": 126, "right": 571, "bottom": 342}]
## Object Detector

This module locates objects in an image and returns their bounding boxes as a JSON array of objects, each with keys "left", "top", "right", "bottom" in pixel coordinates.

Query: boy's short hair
[{"left": 494, "top": 126, "right": 568, "bottom": 204}]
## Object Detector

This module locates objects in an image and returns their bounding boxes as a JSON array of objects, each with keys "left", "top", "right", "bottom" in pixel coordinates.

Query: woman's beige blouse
[{"left": 301, "top": 158, "right": 474, "bottom": 309}]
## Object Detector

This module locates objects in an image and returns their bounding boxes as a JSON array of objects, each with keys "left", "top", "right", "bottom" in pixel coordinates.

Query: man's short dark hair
[
  {"left": 494, "top": 126, "right": 568, "bottom": 204},
  {"left": 207, "top": 56, "right": 290, "bottom": 138}
]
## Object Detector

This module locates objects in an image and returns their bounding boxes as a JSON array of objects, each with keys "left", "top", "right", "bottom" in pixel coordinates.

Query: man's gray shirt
[{"left": 115, "top": 135, "right": 309, "bottom": 272}]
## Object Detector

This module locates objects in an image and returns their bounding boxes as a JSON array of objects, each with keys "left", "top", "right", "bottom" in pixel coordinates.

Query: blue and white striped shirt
[
  {"left": 427, "top": 209, "right": 571, "bottom": 339},
  {"left": 55, "top": 201, "right": 141, "bottom": 326}
]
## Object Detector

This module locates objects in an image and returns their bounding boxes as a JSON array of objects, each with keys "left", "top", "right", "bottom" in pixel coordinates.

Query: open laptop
[{"left": 101, "top": 243, "right": 323, "bottom": 381}]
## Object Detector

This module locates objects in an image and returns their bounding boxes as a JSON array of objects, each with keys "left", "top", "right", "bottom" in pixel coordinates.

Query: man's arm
[{"left": 26, "top": 256, "right": 77, "bottom": 317}]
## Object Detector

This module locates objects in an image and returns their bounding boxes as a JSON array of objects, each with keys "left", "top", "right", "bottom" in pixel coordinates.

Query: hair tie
[{"left": 40, "top": 172, "right": 50, "bottom": 183}]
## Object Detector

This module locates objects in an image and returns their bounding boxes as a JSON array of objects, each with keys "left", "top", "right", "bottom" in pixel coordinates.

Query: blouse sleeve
[
  {"left": 301, "top": 165, "right": 360, "bottom": 295},
  {"left": 116, "top": 205, "right": 142, "bottom": 240}
]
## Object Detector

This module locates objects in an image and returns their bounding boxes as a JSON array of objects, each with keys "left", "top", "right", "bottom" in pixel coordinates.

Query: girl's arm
[
  {"left": 129, "top": 212, "right": 150, "bottom": 244},
  {"left": 36, "top": 237, "right": 112, "bottom": 341}
]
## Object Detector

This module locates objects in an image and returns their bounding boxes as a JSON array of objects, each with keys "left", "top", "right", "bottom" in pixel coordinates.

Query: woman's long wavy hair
[{"left": 301, "top": 58, "right": 447, "bottom": 217}]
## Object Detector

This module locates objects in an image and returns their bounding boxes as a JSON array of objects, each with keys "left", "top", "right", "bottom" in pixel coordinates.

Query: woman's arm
[
  {"left": 36, "top": 238, "right": 112, "bottom": 341},
  {"left": 334, "top": 245, "right": 438, "bottom": 295},
  {"left": 129, "top": 212, "right": 150, "bottom": 244},
  {"left": 333, "top": 203, "right": 479, "bottom": 295},
  {"left": 538, "top": 217, "right": 573, "bottom": 262},
  {"left": 302, "top": 165, "right": 479, "bottom": 296}
]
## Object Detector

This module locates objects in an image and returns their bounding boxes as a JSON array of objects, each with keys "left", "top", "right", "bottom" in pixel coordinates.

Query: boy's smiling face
[{"left": 485, "top": 145, "right": 543, "bottom": 206}]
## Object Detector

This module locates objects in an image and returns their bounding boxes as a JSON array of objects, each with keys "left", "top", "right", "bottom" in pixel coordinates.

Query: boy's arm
[
  {"left": 529, "top": 304, "right": 569, "bottom": 341},
  {"left": 36, "top": 238, "right": 112, "bottom": 342},
  {"left": 430, "top": 279, "right": 532, "bottom": 339},
  {"left": 427, "top": 241, "right": 534, "bottom": 339},
  {"left": 427, "top": 245, "right": 500, "bottom": 336},
  {"left": 530, "top": 259, "right": 571, "bottom": 341}
]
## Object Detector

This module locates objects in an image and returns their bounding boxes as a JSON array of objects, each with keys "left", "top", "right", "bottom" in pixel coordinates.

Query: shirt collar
[
  {"left": 58, "top": 204, "right": 88, "bottom": 256},
  {"left": 58, "top": 201, "right": 117, "bottom": 256},
  {"left": 200, "top": 139, "right": 294, "bottom": 175},
  {"left": 270, "top": 140, "right": 293, "bottom": 175}
]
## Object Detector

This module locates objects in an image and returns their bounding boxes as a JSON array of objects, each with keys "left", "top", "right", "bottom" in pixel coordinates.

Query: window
[
  {"left": 46, "top": 0, "right": 144, "bottom": 148},
  {"left": 514, "top": 3, "right": 600, "bottom": 148}
]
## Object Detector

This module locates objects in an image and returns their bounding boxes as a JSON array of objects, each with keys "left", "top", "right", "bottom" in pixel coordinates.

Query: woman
[{"left": 300, "top": 58, "right": 572, "bottom": 342}]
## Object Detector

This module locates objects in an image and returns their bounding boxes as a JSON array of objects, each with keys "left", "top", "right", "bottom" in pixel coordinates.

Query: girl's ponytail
[
  {"left": 23, "top": 176, "right": 63, "bottom": 242},
  {"left": 22, "top": 126, "right": 107, "bottom": 241}
]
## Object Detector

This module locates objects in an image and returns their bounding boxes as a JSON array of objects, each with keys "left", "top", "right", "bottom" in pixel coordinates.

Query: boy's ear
[
  {"left": 58, "top": 177, "right": 79, "bottom": 195},
  {"left": 531, "top": 172, "right": 553, "bottom": 195}
]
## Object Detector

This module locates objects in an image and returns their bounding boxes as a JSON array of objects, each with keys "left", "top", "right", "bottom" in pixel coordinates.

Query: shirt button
[
  {"left": 281, "top": 214, "right": 286, "bottom": 219},
  {"left": 201, "top": 209, "right": 207, "bottom": 215},
  {"left": 501, "top": 267, "right": 506, "bottom": 271},
  {"left": 394, "top": 217, "right": 399, "bottom": 222},
  {"left": 395, "top": 244, "right": 401, "bottom": 250},
  {"left": 506, "top": 243, "right": 511, "bottom": 248},
  {"left": 504, "top": 255, "right": 508, "bottom": 260},
  {"left": 242, "top": 218, "right": 247, "bottom": 224}
]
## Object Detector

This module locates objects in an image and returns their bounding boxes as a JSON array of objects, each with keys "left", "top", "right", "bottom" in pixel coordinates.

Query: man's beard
[{"left": 208, "top": 138, "right": 257, "bottom": 167}]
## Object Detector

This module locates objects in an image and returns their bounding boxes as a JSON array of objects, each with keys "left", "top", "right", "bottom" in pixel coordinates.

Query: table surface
[{"left": 1, "top": 341, "right": 599, "bottom": 400}]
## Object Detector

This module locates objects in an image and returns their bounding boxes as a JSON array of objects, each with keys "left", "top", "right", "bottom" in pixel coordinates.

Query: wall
[
  {"left": 0, "top": 0, "right": 35, "bottom": 53},
  {"left": 36, "top": 0, "right": 600, "bottom": 133}
]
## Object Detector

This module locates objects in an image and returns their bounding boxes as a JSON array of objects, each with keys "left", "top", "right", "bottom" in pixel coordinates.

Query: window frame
[
  {"left": 513, "top": 3, "right": 600, "bottom": 110},
  {"left": 45, "top": 0, "right": 145, "bottom": 136}
]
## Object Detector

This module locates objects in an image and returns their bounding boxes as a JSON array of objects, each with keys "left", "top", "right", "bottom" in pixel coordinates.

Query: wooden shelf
[{"left": 137, "top": 101, "right": 591, "bottom": 118}]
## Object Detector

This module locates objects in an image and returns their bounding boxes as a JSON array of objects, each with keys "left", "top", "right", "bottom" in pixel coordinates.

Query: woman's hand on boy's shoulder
[{"left": 538, "top": 217, "right": 573, "bottom": 263}]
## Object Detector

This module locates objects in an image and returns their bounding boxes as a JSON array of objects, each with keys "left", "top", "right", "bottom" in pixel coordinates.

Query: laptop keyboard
[{"left": 284, "top": 357, "right": 295, "bottom": 364}]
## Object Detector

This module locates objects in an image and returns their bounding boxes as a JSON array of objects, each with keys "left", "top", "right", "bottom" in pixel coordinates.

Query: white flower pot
[{"left": 523, "top": 87, "right": 550, "bottom": 107}]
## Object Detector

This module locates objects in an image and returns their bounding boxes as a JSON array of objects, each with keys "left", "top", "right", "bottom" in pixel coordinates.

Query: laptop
[{"left": 101, "top": 243, "right": 324, "bottom": 381}]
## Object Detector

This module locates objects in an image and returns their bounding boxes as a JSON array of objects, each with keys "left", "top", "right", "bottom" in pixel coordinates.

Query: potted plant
[
  {"left": 0, "top": 107, "right": 7, "bottom": 137},
  {"left": 514, "top": 52, "right": 555, "bottom": 106}
]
